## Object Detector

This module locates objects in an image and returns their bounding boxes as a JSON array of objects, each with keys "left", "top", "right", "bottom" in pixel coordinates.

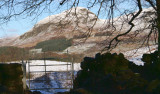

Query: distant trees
[{"left": 35, "top": 38, "right": 72, "bottom": 52}]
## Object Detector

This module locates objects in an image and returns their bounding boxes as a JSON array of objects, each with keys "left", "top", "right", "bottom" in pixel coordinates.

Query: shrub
[
  {"left": 129, "top": 51, "right": 160, "bottom": 81},
  {"left": 60, "top": 52, "right": 160, "bottom": 94},
  {"left": 72, "top": 53, "right": 148, "bottom": 94}
]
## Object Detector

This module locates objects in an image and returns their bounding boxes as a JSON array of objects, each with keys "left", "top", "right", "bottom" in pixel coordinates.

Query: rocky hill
[{"left": 0, "top": 7, "right": 156, "bottom": 56}]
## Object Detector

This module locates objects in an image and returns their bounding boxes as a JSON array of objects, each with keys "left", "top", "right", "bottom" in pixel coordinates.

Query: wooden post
[
  {"left": 28, "top": 61, "right": 30, "bottom": 89},
  {"left": 44, "top": 51, "right": 47, "bottom": 81},
  {"left": 71, "top": 57, "right": 74, "bottom": 89},
  {"left": 67, "top": 50, "right": 68, "bottom": 84}
]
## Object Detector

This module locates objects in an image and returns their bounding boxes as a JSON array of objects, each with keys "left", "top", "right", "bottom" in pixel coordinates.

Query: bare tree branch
[
  {"left": 145, "top": 0, "right": 157, "bottom": 10},
  {"left": 102, "top": 0, "right": 143, "bottom": 52}
]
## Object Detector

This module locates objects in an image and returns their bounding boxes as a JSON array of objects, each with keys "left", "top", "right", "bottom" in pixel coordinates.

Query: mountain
[
  {"left": 1, "top": 7, "right": 106, "bottom": 46},
  {"left": 0, "top": 7, "right": 156, "bottom": 56}
]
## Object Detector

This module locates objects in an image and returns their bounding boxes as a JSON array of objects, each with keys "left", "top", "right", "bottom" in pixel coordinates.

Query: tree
[
  {"left": 157, "top": 0, "right": 160, "bottom": 53},
  {"left": 0, "top": 0, "right": 159, "bottom": 53}
]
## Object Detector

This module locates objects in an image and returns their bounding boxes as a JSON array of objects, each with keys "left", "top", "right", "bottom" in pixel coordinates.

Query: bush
[
  {"left": 60, "top": 52, "right": 160, "bottom": 94},
  {"left": 35, "top": 38, "right": 72, "bottom": 52},
  {"left": 129, "top": 51, "right": 160, "bottom": 81},
  {"left": 71, "top": 53, "right": 148, "bottom": 94}
]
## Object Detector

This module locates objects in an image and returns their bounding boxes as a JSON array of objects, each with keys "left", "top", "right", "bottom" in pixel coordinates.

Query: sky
[
  {"left": 0, "top": 0, "right": 148, "bottom": 38},
  {"left": 0, "top": 13, "right": 52, "bottom": 38}
]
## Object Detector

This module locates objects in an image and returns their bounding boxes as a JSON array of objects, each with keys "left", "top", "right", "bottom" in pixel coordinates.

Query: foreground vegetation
[{"left": 58, "top": 52, "right": 160, "bottom": 94}]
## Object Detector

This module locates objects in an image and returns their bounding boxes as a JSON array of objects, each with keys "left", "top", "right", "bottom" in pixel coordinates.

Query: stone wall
[{"left": 0, "top": 63, "right": 24, "bottom": 94}]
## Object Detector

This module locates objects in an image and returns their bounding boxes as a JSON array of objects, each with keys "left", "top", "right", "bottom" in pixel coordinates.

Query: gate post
[
  {"left": 71, "top": 57, "right": 74, "bottom": 89},
  {"left": 22, "top": 60, "right": 26, "bottom": 92}
]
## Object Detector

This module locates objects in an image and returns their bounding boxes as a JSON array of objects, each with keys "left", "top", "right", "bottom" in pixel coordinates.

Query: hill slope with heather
[{"left": 0, "top": 7, "right": 156, "bottom": 56}]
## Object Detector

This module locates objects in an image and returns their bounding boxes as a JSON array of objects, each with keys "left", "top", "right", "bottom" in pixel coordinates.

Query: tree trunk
[{"left": 157, "top": 0, "right": 160, "bottom": 54}]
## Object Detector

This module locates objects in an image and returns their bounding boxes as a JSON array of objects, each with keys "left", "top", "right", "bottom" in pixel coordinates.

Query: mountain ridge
[
  {"left": 1, "top": 7, "right": 107, "bottom": 48},
  {"left": 0, "top": 7, "right": 156, "bottom": 56}
]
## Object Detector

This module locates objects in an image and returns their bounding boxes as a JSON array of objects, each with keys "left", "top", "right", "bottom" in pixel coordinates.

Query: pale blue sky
[{"left": 0, "top": 0, "right": 148, "bottom": 38}]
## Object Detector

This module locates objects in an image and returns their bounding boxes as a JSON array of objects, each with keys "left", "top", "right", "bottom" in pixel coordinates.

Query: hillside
[{"left": 0, "top": 7, "right": 156, "bottom": 57}]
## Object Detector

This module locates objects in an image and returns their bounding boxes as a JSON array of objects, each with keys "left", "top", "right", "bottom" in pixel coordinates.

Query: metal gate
[{"left": 24, "top": 59, "right": 74, "bottom": 93}]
